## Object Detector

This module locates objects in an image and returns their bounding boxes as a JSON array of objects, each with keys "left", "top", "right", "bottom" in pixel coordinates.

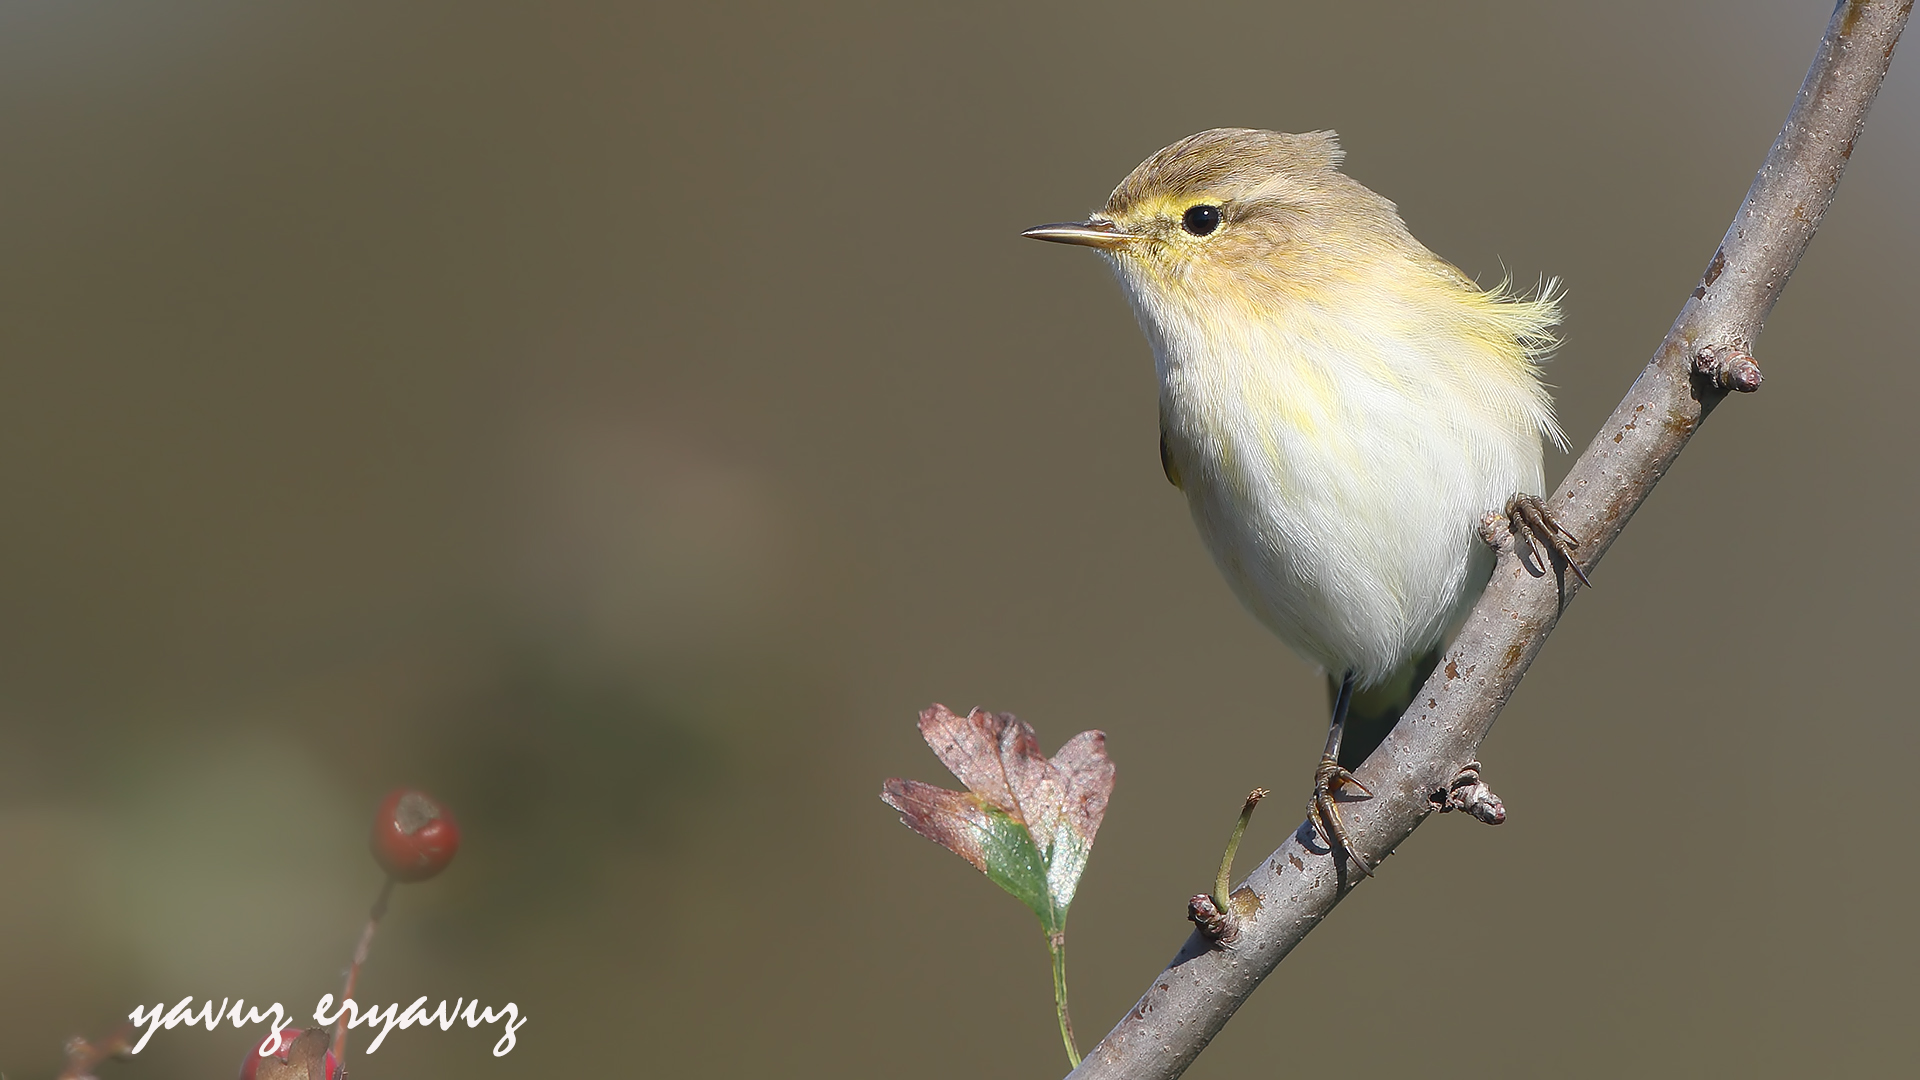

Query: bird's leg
[
  {"left": 1309, "top": 670, "right": 1373, "bottom": 878},
  {"left": 1506, "top": 494, "right": 1591, "bottom": 587}
]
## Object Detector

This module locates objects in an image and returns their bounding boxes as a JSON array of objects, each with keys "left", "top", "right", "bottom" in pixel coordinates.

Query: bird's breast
[{"left": 1152, "top": 303, "right": 1546, "bottom": 684}]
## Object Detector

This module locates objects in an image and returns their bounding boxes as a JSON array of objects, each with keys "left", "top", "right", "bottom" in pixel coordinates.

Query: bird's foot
[
  {"left": 1309, "top": 755, "right": 1374, "bottom": 878},
  {"left": 1504, "top": 493, "right": 1591, "bottom": 587}
]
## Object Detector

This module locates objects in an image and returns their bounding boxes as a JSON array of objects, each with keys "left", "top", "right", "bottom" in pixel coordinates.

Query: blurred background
[{"left": 1, "top": 1, "right": 1914, "bottom": 1076}]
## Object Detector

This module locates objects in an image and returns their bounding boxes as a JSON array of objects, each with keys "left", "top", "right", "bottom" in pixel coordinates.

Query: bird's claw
[
  {"left": 1309, "top": 755, "right": 1373, "bottom": 878},
  {"left": 1505, "top": 494, "right": 1591, "bottom": 587}
]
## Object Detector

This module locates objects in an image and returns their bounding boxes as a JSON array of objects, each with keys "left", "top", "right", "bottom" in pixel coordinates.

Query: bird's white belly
[{"left": 1163, "top": 349, "right": 1542, "bottom": 686}]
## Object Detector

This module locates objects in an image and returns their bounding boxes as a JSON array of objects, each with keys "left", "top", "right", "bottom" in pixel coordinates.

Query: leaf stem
[
  {"left": 1049, "top": 930, "right": 1080, "bottom": 1068},
  {"left": 1213, "top": 789, "right": 1269, "bottom": 913}
]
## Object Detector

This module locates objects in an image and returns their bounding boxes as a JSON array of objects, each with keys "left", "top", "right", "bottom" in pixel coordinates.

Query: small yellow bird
[{"left": 1025, "top": 129, "right": 1583, "bottom": 874}]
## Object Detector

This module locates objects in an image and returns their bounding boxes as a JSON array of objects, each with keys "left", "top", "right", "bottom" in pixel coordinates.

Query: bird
[{"left": 1024, "top": 128, "right": 1584, "bottom": 875}]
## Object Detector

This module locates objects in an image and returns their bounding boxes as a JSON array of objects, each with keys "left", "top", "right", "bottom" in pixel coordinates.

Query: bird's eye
[{"left": 1182, "top": 204, "right": 1223, "bottom": 236}]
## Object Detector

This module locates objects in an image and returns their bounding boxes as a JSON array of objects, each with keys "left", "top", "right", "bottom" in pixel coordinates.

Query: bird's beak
[{"left": 1021, "top": 219, "right": 1141, "bottom": 250}]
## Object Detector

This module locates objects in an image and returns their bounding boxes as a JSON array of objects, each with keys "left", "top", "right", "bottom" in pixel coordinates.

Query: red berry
[
  {"left": 370, "top": 788, "right": 460, "bottom": 882},
  {"left": 238, "top": 1027, "right": 339, "bottom": 1080}
]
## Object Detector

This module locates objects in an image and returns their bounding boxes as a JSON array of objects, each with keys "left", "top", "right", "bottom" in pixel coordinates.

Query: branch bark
[{"left": 1066, "top": 3, "right": 1911, "bottom": 1076}]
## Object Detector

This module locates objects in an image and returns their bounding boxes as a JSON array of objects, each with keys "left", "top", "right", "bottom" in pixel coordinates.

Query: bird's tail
[{"left": 1328, "top": 646, "right": 1443, "bottom": 772}]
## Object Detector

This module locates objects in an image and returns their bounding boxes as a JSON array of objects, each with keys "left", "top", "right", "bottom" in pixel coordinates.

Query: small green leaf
[{"left": 974, "top": 804, "right": 1053, "bottom": 926}]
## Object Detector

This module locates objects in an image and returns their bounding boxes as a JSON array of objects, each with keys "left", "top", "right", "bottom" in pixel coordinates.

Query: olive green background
[{"left": 1, "top": 2, "right": 1914, "bottom": 1077}]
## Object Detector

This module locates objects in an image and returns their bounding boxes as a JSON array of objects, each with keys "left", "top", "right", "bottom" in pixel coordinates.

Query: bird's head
[{"left": 1025, "top": 128, "right": 1412, "bottom": 315}]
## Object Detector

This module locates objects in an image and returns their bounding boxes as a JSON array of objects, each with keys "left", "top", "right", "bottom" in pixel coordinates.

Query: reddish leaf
[{"left": 882, "top": 705, "right": 1114, "bottom": 930}]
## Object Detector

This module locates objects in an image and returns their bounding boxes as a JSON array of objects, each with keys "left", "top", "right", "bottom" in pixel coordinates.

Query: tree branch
[{"left": 1066, "top": 3, "right": 1911, "bottom": 1076}]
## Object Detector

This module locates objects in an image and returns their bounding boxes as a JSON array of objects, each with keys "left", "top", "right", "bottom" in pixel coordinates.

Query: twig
[
  {"left": 1189, "top": 789, "right": 1271, "bottom": 945},
  {"left": 56, "top": 1023, "right": 133, "bottom": 1080},
  {"left": 332, "top": 874, "right": 395, "bottom": 1063},
  {"left": 1212, "top": 789, "right": 1268, "bottom": 916},
  {"left": 1065, "top": 3, "right": 1910, "bottom": 1076}
]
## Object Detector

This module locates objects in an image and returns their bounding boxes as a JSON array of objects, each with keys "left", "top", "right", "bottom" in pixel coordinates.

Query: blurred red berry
[
  {"left": 370, "top": 788, "right": 460, "bottom": 882},
  {"left": 237, "top": 1027, "right": 339, "bottom": 1080}
]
